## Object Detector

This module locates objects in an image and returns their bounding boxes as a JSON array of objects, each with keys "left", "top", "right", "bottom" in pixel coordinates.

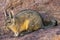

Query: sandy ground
[{"left": 0, "top": 0, "right": 60, "bottom": 40}]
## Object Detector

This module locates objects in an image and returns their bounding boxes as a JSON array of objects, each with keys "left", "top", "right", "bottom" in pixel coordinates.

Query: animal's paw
[{"left": 14, "top": 32, "right": 19, "bottom": 37}]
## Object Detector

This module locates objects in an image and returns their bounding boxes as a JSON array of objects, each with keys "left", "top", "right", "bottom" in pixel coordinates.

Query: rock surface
[{"left": 0, "top": 0, "right": 60, "bottom": 40}]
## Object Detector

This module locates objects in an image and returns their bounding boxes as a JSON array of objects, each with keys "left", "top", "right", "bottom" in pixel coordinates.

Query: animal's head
[{"left": 4, "top": 10, "right": 15, "bottom": 26}]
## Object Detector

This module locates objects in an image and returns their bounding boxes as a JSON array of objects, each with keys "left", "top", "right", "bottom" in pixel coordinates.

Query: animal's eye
[
  {"left": 8, "top": 21, "right": 11, "bottom": 23},
  {"left": 7, "top": 21, "right": 11, "bottom": 23}
]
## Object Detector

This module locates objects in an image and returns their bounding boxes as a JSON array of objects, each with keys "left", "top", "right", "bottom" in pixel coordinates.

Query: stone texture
[{"left": 0, "top": 0, "right": 60, "bottom": 40}]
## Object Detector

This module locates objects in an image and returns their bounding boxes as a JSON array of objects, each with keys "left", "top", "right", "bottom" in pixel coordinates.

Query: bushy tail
[{"left": 42, "top": 19, "right": 57, "bottom": 29}]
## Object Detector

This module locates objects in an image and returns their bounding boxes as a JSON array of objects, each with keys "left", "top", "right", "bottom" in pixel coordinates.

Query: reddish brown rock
[{"left": 0, "top": 0, "right": 60, "bottom": 40}]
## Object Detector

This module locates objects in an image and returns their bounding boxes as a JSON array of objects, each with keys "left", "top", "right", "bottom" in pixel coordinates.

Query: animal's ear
[
  {"left": 4, "top": 10, "right": 14, "bottom": 19},
  {"left": 4, "top": 10, "right": 9, "bottom": 18},
  {"left": 9, "top": 10, "right": 14, "bottom": 18}
]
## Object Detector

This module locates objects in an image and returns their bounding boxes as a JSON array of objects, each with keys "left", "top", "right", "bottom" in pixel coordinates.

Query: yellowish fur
[
  {"left": 4, "top": 9, "right": 57, "bottom": 37},
  {"left": 20, "top": 19, "right": 30, "bottom": 32}
]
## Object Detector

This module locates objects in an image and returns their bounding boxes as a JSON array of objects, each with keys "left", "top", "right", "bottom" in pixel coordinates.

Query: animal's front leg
[
  {"left": 8, "top": 24, "right": 19, "bottom": 37},
  {"left": 14, "top": 32, "right": 19, "bottom": 37}
]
